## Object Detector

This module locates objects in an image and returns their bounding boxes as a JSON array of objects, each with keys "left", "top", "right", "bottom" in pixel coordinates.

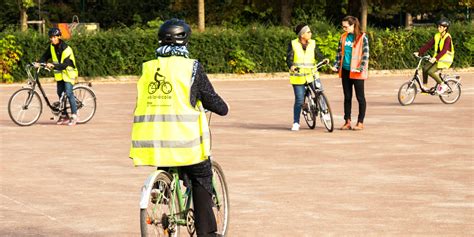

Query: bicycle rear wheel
[
  {"left": 317, "top": 93, "right": 334, "bottom": 132},
  {"left": 302, "top": 92, "right": 316, "bottom": 129},
  {"left": 398, "top": 81, "right": 417, "bottom": 106},
  {"left": 8, "top": 88, "right": 43, "bottom": 126},
  {"left": 211, "top": 161, "right": 229, "bottom": 236},
  {"left": 140, "top": 172, "right": 179, "bottom": 237},
  {"left": 439, "top": 79, "right": 461, "bottom": 104},
  {"left": 73, "top": 86, "right": 97, "bottom": 124}
]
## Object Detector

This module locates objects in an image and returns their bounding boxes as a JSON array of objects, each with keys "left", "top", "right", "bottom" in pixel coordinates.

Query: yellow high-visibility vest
[
  {"left": 129, "top": 56, "right": 210, "bottom": 167},
  {"left": 50, "top": 44, "right": 78, "bottom": 84},
  {"left": 290, "top": 39, "right": 318, "bottom": 85},
  {"left": 433, "top": 32, "right": 455, "bottom": 69}
]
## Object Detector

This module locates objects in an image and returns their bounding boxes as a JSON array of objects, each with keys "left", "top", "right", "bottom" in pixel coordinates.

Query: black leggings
[
  {"left": 180, "top": 159, "right": 217, "bottom": 237},
  {"left": 341, "top": 69, "right": 366, "bottom": 123}
]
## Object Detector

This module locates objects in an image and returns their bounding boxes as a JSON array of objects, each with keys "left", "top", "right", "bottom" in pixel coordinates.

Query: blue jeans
[
  {"left": 292, "top": 84, "right": 306, "bottom": 124},
  {"left": 57, "top": 80, "right": 77, "bottom": 115}
]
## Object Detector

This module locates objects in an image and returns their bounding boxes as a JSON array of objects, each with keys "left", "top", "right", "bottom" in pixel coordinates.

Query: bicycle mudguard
[{"left": 140, "top": 169, "right": 170, "bottom": 209}]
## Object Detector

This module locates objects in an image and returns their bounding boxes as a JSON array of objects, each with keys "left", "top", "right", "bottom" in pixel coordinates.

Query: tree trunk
[
  {"left": 405, "top": 12, "right": 413, "bottom": 29},
  {"left": 20, "top": 8, "right": 28, "bottom": 32},
  {"left": 198, "top": 0, "right": 205, "bottom": 32},
  {"left": 280, "top": 0, "right": 294, "bottom": 27},
  {"left": 360, "top": 0, "right": 368, "bottom": 32}
]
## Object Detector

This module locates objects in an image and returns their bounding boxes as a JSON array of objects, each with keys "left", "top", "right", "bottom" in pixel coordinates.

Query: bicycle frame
[
  {"left": 140, "top": 162, "right": 224, "bottom": 228},
  {"left": 25, "top": 65, "right": 58, "bottom": 112},
  {"left": 409, "top": 56, "right": 462, "bottom": 94}
]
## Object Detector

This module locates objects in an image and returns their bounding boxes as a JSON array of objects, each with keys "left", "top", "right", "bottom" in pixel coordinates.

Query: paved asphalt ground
[{"left": 1, "top": 71, "right": 473, "bottom": 236}]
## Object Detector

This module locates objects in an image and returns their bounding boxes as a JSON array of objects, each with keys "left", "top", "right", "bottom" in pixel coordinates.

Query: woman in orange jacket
[{"left": 331, "top": 16, "right": 369, "bottom": 131}]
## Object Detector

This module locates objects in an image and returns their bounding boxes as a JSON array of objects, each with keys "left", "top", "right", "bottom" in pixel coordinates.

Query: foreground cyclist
[
  {"left": 414, "top": 19, "right": 455, "bottom": 94},
  {"left": 35, "top": 27, "right": 79, "bottom": 126},
  {"left": 130, "top": 19, "right": 228, "bottom": 237}
]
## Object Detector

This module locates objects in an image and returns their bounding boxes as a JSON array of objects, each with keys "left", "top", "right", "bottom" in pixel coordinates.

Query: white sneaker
[
  {"left": 437, "top": 84, "right": 447, "bottom": 94},
  {"left": 291, "top": 123, "right": 300, "bottom": 131},
  {"left": 68, "top": 114, "right": 78, "bottom": 126}
]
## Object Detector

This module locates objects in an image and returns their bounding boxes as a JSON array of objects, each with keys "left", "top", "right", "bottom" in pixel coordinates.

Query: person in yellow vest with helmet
[
  {"left": 331, "top": 16, "right": 369, "bottom": 131},
  {"left": 286, "top": 23, "right": 328, "bottom": 131},
  {"left": 36, "top": 27, "right": 79, "bottom": 126},
  {"left": 414, "top": 19, "right": 454, "bottom": 94},
  {"left": 129, "top": 19, "right": 228, "bottom": 237}
]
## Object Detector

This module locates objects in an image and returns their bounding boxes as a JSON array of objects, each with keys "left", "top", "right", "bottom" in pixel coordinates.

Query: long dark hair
[{"left": 343, "top": 15, "right": 362, "bottom": 41}]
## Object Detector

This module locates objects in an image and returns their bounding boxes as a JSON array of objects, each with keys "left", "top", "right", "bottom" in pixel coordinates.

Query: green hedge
[{"left": 1, "top": 22, "right": 473, "bottom": 82}]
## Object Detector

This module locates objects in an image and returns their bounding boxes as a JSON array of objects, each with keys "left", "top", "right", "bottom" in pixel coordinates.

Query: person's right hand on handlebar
[
  {"left": 413, "top": 52, "right": 420, "bottom": 57},
  {"left": 33, "top": 62, "right": 54, "bottom": 69}
]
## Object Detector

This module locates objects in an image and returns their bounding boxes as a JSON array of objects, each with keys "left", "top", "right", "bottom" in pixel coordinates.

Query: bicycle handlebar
[
  {"left": 414, "top": 54, "right": 431, "bottom": 60},
  {"left": 294, "top": 59, "right": 329, "bottom": 72},
  {"left": 28, "top": 62, "right": 51, "bottom": 72}
]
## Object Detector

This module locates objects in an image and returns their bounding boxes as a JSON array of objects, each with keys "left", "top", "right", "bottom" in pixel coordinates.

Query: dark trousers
[
  {"left": 422, "top": 63, "right": 442, "bottom": 84},
  {"left": 341, "top": 69, "right": 366, "bottom": 123},
  {"left": 192, "top": 182, "right": 217, "bottom": 237},
  {"left": 179, "top": 159, "right": 217, "bottom": 237}
]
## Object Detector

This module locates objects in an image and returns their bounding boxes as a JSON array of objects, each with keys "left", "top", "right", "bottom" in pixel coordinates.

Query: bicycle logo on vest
[{"left": 148, "top": 67, "right": 173, "bottom": 95}]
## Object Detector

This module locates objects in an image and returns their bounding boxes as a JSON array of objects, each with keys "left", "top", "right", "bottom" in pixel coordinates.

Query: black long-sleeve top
[
  {"left": 39, "top": 40, "right": 75, "bottom": 71},
  {"left": 286, "top": 40, "right": 325, "bottom": 69},
  {"left": 190, "top": 61, "right": 228, "bottom": 116}
]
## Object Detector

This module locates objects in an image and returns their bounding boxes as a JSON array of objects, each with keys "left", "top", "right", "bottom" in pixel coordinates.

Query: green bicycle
[{"left": 139, "top": 159, "right": 229, "bottom": 237}]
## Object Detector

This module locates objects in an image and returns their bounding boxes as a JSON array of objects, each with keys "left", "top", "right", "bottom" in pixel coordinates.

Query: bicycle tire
[
  {"left": 302, "top": 92, "right": 316, "bottom": 129},
  {"left": 317, "top": 92, "right": 334, "bottom": 132},
  {"left": 8, "top": 88, "right": 43, "bottom": 126},
  {"left": 398, "top": 81, "right": 417, "bottom": 106},
  {"left": 73, "top": 86, "right": 97, "bottom": 124},
  {"left": 211, "top": 161, "right": 230, "bottom": 236},
  {"left": 140, "top": 172, "right": 179, "bottom": 237},
  {"left": 439, "top": 79, "right": 461, "bottom": 104}
]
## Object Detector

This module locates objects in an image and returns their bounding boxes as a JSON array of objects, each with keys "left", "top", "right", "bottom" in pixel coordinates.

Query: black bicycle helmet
[
  {"left": 48, "top": 27, "right": 62, "bottom": 37},
  {"left": 437, "top": 19, "right": 450, "bottom": 28},
  {"left": 158, "top": 19, "right": 191, "bottom": 46}
]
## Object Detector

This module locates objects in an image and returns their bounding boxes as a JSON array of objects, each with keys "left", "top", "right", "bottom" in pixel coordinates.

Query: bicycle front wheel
[
  {"left": 302, "top": 93, "right": 316, "bottom": 129},
  {"left": 73, "top": 86, "right": 97, "bottom": 124},
  {"left": 439, "top": 79, "right": 461, "bottom": 104},
  {"left": 398, "top": 81, "right": 417, "bottom": 106},
  {"left": 140, "top": 172, "right": 179, "bottom": 237},
  {"left": 317, "top": 93, "right": 334, "bottom": 132},
  {"left": 211, "top": 161, "right": 230, "bottom": 236},
  {"left": 8, "top": 88, "right": 43, "bottom": 126}
]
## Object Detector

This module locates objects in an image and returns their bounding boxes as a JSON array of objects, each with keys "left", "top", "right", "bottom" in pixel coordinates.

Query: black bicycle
[
  {"left": 398, "top": 55, "right": 462, "bottom": 106},
  {"left": 299, "top": 61, "right": 334, "bottom": 132},
  {"left": 8, "top": 63, "right": 97, "bottom": 126}
]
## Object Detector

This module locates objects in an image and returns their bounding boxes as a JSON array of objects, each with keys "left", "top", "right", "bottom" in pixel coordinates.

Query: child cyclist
[{"left": 414, "top": 19, "right": 455, "bottom": 94}]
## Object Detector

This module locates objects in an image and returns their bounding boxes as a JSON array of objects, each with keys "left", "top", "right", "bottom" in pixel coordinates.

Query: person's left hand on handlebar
[{"left": 429, "top": 57, "right": 436, "bottom": 64}]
